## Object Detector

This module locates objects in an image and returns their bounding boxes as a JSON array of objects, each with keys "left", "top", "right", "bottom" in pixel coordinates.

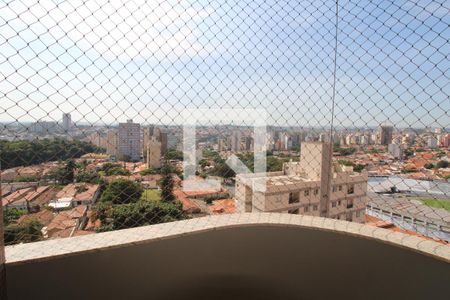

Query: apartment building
[
  {"left": 146, "top": 136, "right": 162, "bottom": 168},
  {"left": 235, "top": 142, "right": 368, "bottom": 223},
  {"left": 106, "top": 130, "right": 118, "bottom": 157},
  {"left": 118, "top": 119, "right": 141, "bottom": 161},
  {"left": 62, "top": 113, "right": 71, "bottom": 132},
  {"left": 378, "top": 124, "right": 393, "bottom": 145}
]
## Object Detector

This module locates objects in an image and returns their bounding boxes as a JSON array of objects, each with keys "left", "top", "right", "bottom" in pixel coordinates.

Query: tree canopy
[
  {"left": 160, "top": 161, "right": 176, "bottom": 202},
  {"left": 100, "top": 179, "right": 143, "bottom": 204},
  {"left": 94, "top": 200, "right": 186, "bottom": 231},
  {"left": 4, "top": 219, "right": 44, "bottom": 245},
  {"left": 0, "top": 139, "right": 103, "bottom": 169}
]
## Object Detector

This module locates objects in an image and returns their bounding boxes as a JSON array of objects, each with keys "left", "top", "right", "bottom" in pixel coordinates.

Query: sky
[{"left": 0, "top": 0, "right": 449, "bottom": 129}]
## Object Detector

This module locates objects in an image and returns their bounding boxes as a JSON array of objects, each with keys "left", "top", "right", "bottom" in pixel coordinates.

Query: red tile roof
[
  {"left": 208, "top": 199, "right": 236, "bottom": 215},
  {"left": 173, "top": 190, "right": 201, "bottom": 214},
  {"left": 17, "top": 209, "right": 54, "bottom": 226}
]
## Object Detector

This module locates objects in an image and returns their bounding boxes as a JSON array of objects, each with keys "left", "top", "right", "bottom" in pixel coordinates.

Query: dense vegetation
[
  {"left": 333, "top": 146, "right": 357, "bottom": 156},
  {"left": 164, "top": 149, "right": 183, "bottom": 161},
  {"left": 4, "top": 219, "right": 44, "bottom": 245},
  {"left": 160, "top": 161, "right": 176, "bottom": 202},
  {"left": 100, "top": 163, "right": 130, "bottom": 176},
  {"left": 198, "top": 149, "right": 299, "bottom": 178},
  {"left": 94, "top": 200, "right": 186, "bottom": 232},
  {"left": 94, "top": 175, "right": 184, "bottom": 232},
  {"left": 100, "top": 179, "right": 143, "bottom": 204},
  {"left": 0, "top": 139, "right": 104, "bottom": 169},
  {"left": 46, "top": 159, "right": 76, "bottom": 184}
]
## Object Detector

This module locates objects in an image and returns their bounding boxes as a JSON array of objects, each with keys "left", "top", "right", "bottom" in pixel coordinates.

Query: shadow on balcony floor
[{"left": 5, "top": 222, "right": 450, "bottom": 300}]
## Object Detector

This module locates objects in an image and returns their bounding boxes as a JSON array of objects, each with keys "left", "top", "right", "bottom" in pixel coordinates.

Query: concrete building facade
[
  {"left": 118, "top": 120, "right": 141, "bottom": 161},
  {"left": 378, "top": 125, "right": 393, "bottom": 145},
  {"left": 62, "top": 113, "right": 71, "bottom": 132},
  {"left": 106, "top": 130, "right": 118, "bottom": 157},
  {"left": 235, "top": 142, "right": 368, "bottom": 223},
  {"left": 146, "top": 136, "right": 162, "bottom": 169}
]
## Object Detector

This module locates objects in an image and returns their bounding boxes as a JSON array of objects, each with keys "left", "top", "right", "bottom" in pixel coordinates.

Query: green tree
[
  {"left": 75, "top": 171, "right": 101, "bottom": 183},
  {"left": 424, "top": 163, "right": 434, "bottom": 169},
  {"left": 117, "top": 154, "right": 132, "bottom": 162},
  {"left": 4, "top": 219, "right": 44, "bottom": 245},
  {"left": 14, "top": 175, "right": 38, "bottom": 182},
  {"left": 46, "top": 159, "right": 76, "bottom": 184},
  {"left": 0, "top": 139, "right": 104, "bottom": 169},
  {"left": 100, "top": 163, "right": 130, "bottom": 176},
  {"left": 3, "top": 208, "right": 27, "bottom": 225},
  {"left": 436, "top": 160, "right": 449, "bottom": 169},
  {"left": 140, "top": 167, "right": 159, "bottom": 175},
  {"left": 334, "top": 147, "right": 357, "bottom": 156},
  {"left": 100, "top": 179, "right": 143, "bottom": 204},
  {"left": 62, "top": 159, "right": 76, "bottom": 184},
  {"left": 160, "top": 162, "right": 175, "bottom": 202},
  {"left": 96, "top": 201, "right": 186, "bottom": 231},
  {"left": 164, "top": 149, "right": 183, "bottom": 161}
]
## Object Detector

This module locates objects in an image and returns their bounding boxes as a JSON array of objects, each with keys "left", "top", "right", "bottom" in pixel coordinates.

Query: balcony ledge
[{"left": 5, "top": 213, "right": 450, "bottom": 265}]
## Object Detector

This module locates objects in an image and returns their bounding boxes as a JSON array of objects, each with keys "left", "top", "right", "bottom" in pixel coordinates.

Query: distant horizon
[{"left": 0, "top": 119, "right": 448, "bottom": 132}]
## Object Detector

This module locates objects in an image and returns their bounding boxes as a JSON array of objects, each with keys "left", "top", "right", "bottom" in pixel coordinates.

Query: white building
[
  {"left": 388, "top": 143, "right": 403, "bottom": 159},
  {"left": 62, "top": 113, "right": 71, "bottom": 132}
]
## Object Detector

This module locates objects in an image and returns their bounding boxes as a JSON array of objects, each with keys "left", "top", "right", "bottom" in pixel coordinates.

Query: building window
[
  {"left": 304, "top": 206, "right": 309, "bottom": 212},
  {"left": 332, "top": 202, "right": 336, "bottom": 208},
  {"left": 288, "top": 192, "right": 299, "bottom": 204},
  {"left": 347, "top": 199, "right": 354, "bottom": 209},
  {"left": 314, "top": 189, "right": 319, "bottom": 195},
  {"left": 304, "top": 189, "right": 310, "bottom": 196},
  {"left": 338, "top": 200, "right": 341, "bottom": 206},
  {"left": 332, "top": 186, "right": 337, "bottom": 192},
  {"left": 338, "top": 185, "right": 342, "bottom": 191},
  {"left": 288, "top": 208, "right": 299, "bottom": 214},
  {"left": 348, "top": 184, "right": 354, "bottom": 194},
  {"left": 313, "top": 205, "right": 318, "bottom": 211},
  {"left": 356, "top": 210, "right": 360, "bottom": 217}
]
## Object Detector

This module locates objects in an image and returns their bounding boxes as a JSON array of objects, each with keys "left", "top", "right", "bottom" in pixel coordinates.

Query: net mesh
[{"left": 0, "top": 0, "right": 449, "bottom": 251}]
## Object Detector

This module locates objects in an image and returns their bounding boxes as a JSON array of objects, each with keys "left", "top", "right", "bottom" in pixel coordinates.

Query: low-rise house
[
  {"left": 5, "top": 186, "right": 51, "bottom": 211},
  {"left": 49, "top": 183, "right": 100, "bottom": 209},
  {"left": 1, "top": 188, "right": 33, "bottom": 207},
  {"left": 45, "top": 205, "right": 88, "bottom": 238},
  {"left": 17, "top": 209, "right": 54, "bottom": 226},
  {"left": 1, "top": 168, "right": 20, "bottom": 182},
  {"left": 208, "top": 199, "right": 236, "bottom": 215},
  {"left": 73, "top": 184, "right": 101, "bottom": 205},
  {"left": 173, "top": 190, "right": 201, "bottom": 214}
]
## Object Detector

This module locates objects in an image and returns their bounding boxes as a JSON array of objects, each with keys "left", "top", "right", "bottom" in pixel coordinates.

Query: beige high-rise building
[
  {"left": 106, "top": 130, "right": 118, "bottom": 157},
  {"left": 118, "top": 119, "right": 141, "bottom": 161},
  {"left": 146, "top": 136, "right": 162, "bottom": 168},
  {"left": 235, "top": 142, "right": 368, "bottom": 223},
  {"left": 143, "top": 126, "right": 168, "bottom": 157}
]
